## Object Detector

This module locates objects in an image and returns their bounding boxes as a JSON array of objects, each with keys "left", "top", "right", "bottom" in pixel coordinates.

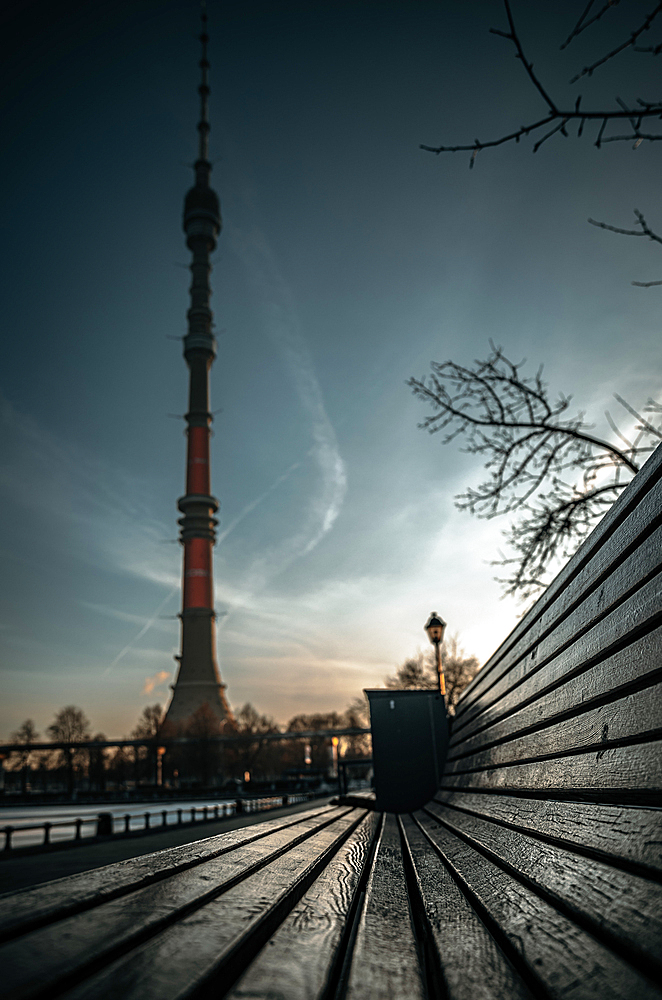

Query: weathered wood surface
[
  {"left": 454, "top": 449, "right": 662, "bottom": 730},
  {"left": 432, "top": 451, "right": 662, "bottom": 996},
  {"left": 446, "top": 682, "right": 662, "bottom": 774},
  {"left": 0, "top": 803, "right": 335, "bottom": 943},
  {"left": 432, "top": 792, "right": 662, "bottom": 876},
  {"left": 1, "top": 806, "right": 358, "bottom": 1000},
  {"left": 400, "top": 814, "right": 535, "bottom": 1000},
  {"left": 414, "top": 811, "right": 662, "bottom": 1000},
  {"left": 226, "top": 811, "right": 379, "bottom": 1000},
  {"left": 344, "top": 814, "right": 425, "bottom": 1000},
  {"left": 423, "top": 802, "right": 662, "bottom": 968},
  {"left": 454, "top": 446, "right": 662, "bottom": 709},
  {"left": 452, "top": 556, "right": 662, "bottom": 743},
  {"left": 448, "top": 625, "right": 662, "bottom": 761},
  {"left": 441, "top": 740, "right": 662, "bottom": 801}
]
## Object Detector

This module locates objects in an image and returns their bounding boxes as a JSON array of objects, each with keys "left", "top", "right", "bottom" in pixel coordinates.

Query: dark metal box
[{"left": 365, "top": 688, "right": 449, "bottom": 812}]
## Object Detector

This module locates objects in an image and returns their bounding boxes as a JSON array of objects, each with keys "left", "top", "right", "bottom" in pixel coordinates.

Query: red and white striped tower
[{"left": 164, "top": 12, "right": 232, "bottom": 729}]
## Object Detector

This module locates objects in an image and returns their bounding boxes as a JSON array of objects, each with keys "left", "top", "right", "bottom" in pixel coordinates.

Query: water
[{"left": 0, "top": 798, "right": 237, "bottom": 849}]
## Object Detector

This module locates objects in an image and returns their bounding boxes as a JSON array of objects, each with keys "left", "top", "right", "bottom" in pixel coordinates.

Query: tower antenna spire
[
  {"left": 164, "top": 2, "right": 232, "bottom": 732},
  {"left": 197, "top": 1, "right": 210, "bottom": 163}
]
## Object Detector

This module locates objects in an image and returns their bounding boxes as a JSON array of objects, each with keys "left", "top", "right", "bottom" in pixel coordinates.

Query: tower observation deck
[{"left": 164, "top": 13, "right": 232, "bottom": 730}]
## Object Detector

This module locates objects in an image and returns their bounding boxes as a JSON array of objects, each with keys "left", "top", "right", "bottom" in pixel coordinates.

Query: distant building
[{"left": 164, "top": 15, "right": 232, "bottom": 732}]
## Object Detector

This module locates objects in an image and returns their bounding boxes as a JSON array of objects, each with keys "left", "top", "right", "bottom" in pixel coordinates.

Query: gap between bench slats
[
  {"left": 54, "top": 810, "right": 367, "bottom": 1000},
  {"left": 452, "top": 574, "right": 662, "bottom": 744},
  {"left": 0, "top": 807, "right": 361, "bottom": 1000},
  {"left": 445, "top": 681, "right": 662, "bottom": 776},
  {"left": 410, "top": 810, "right": 662, "bottom": 1000},
  {"left": 454, "top": 450, "right": 662, "bottom": 722},
  {"left": 448, "top": 624, "right": 662, "bottom": 759},
  {"left": 432, "top": 791, "right": 662, "bottom": 879},
  {"left": 224, "top": 811, "right": 380, "bottom": 1000},
  {"left": 454, "top": 446, "right": 662, "bottom": 714},
  {"left": 0, "top": 803, "right": 338, "bottom": 945},
  {"left": 344, "top": 814, "right": 426, "bottom": 1000},
  {"left": 422, "top": 801, "right": 662, "bottom": 976},
  {"left": 456, "top": 507, "right": 661, "bottom": 727},
  {"left": 399, "top": 814, "right": 536, "bottom": 1000}
]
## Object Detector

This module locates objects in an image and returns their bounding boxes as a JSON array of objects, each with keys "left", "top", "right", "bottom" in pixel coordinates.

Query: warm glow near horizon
[{"left": 1, "top": 1, "right": 659, "bottom": 740}]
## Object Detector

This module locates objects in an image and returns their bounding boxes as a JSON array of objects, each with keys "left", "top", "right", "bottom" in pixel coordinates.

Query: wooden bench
[{"left": 1, "top": 445, "right": 660, "bottom": 1000}]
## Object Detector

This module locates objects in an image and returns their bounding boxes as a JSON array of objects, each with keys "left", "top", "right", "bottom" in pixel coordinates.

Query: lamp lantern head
[{"left": 425, "top": 612, "right": 447, "bottom": 646}]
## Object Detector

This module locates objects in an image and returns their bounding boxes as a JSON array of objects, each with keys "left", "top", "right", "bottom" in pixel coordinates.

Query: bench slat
[
  {"left": 1, "top": 807, "right": 356, "bottom": 1000},
  {"left": 400, "top": 814, "right": 535, "bottom": 1000},
  {"left": 0, "top": 804, "right": 336, "bottom": 943},
  {"left": 414, "top": 811, "right": 662, "bottom": 1000},
  {"left": 452, "top": 572, "right": 662, "bottom": 744},
  {"left": 424, "top": 802, "right": 662, "bottom": 971},
  {"left": 54, "top": 809, "right": 365, "bottom": 1000},
  {"left": 448, "top": 626, "right": 662, "bottom": 761},
  {"left": 345, "top": 814, "right": 425, "bottom": 1000},
  {"left": 225, "top": 811, "right": 379, "bottom": 1000},
  {"left": 446, "top": 682, "right": 662, "bottom": 774},
  {"left": 441, "top": 741, "right": 662, "bottom": 803},
  {"left": 433, "top": 792, "right": 662, "bottom": 876},
  {"left": 455, "top": 449, "right": 662, "bottom": 716}
]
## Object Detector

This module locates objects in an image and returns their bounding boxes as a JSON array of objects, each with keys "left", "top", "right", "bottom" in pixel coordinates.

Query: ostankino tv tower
[{"left": 164, "top": 10, "right": 232, "bottom": 730}]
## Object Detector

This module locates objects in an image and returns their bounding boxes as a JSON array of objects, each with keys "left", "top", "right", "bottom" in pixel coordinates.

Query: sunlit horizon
[{"left": 1, "top": 1, "right": 659, "bottom": 739}]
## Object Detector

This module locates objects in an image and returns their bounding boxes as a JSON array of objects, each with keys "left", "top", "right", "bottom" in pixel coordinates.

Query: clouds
[
  {"left": 0, "top": 394, "right": 175, "bottom": 585},
  {"left": 225, "top": 219, "right": 347, "bottom": 592},
  {"left": 142, "top": 670, "right": 171, "bottom": 695},
  {"left": 103, "top": 586, "right": 179, "bottom": 673},
  {"left": 2, "top": 1, "right": 660, "bottom": 739}
]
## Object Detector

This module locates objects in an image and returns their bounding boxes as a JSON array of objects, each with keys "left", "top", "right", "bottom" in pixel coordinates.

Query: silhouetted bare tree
[
  {"left": 385, "top": 635, "right": 481, "bottom": 713},
  {"left": 227, "top": 703, "right": 281, "bottom": 781},
  {"left": 131, "top": 704, "right": 164, "bottom": 739},
  {"left": 409, "top": 344, "right": 661, "bottom": 598},
  {"left": 47, "top": 706, "right": 91, "bottom": 793},
  {"left": 8, "top": 719, "right": 39, "bottom": 793}
]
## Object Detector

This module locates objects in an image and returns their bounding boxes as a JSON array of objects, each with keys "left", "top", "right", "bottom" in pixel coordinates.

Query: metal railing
[{"left": 1, "top": 792, "right": 315, "bottom": 853}]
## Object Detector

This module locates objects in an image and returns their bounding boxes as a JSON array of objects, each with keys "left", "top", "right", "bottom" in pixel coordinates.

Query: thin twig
[
  {"left": 634, "top": 41, "right": 662, "bottom": 53},
  {"left": 561, "top": 0, "right": 621, "bottom": 50},
  {"left": 569, "top": 2, "right": 662, "bottom": 82},
  {"left": 421, "top": 1, "right": 662, "bottom": 161},
  {"left": 614, "top": 394, "right": 662, "bottom": 439}
]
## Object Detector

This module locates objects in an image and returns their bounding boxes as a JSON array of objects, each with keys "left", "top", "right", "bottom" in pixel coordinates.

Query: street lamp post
[
  {"left": 425, "top": 612, "right": 447, "bottom": 696},
  {"left": 156, "top": 746, "right": 166, "bottom": 787}
]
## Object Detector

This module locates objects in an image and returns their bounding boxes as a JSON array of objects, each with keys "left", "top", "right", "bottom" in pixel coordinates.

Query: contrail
[
  {"left": 227, "top": 220, "right": 347, "bottom": 585},
  {"left": 104, "top": 585, "right": 179, "bottom": 673},
  {"left": 216, "top": 458, "right": 302, "bottom": 545}
]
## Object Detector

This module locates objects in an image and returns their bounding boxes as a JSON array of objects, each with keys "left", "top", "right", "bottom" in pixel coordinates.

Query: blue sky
[{"left": 1, "top": 0, "right": 660, "bottom": 737}]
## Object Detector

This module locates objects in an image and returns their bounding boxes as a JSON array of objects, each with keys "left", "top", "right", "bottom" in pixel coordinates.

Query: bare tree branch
[
  {"left": 421, "top": 1, "right": 662, "bottom": 165},
  {"left": 589, "top": 209, "right": 662, "bottom": 285},
  {"left": 408, "top": 345, "right": 661, "bottom": 599},
  {"left": 561, "top": 0, "right": 619, "bottom": 51},
  {"left": 569, "top": 2, "right": 662, "bottom": 82},
  {"left": 588, "top": 209, "right": 662, "bottom": 244}
]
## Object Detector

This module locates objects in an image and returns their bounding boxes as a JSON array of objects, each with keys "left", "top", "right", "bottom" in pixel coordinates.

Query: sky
[{"left": 1, "top": 0, "right": 660, "bottom": 738}]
